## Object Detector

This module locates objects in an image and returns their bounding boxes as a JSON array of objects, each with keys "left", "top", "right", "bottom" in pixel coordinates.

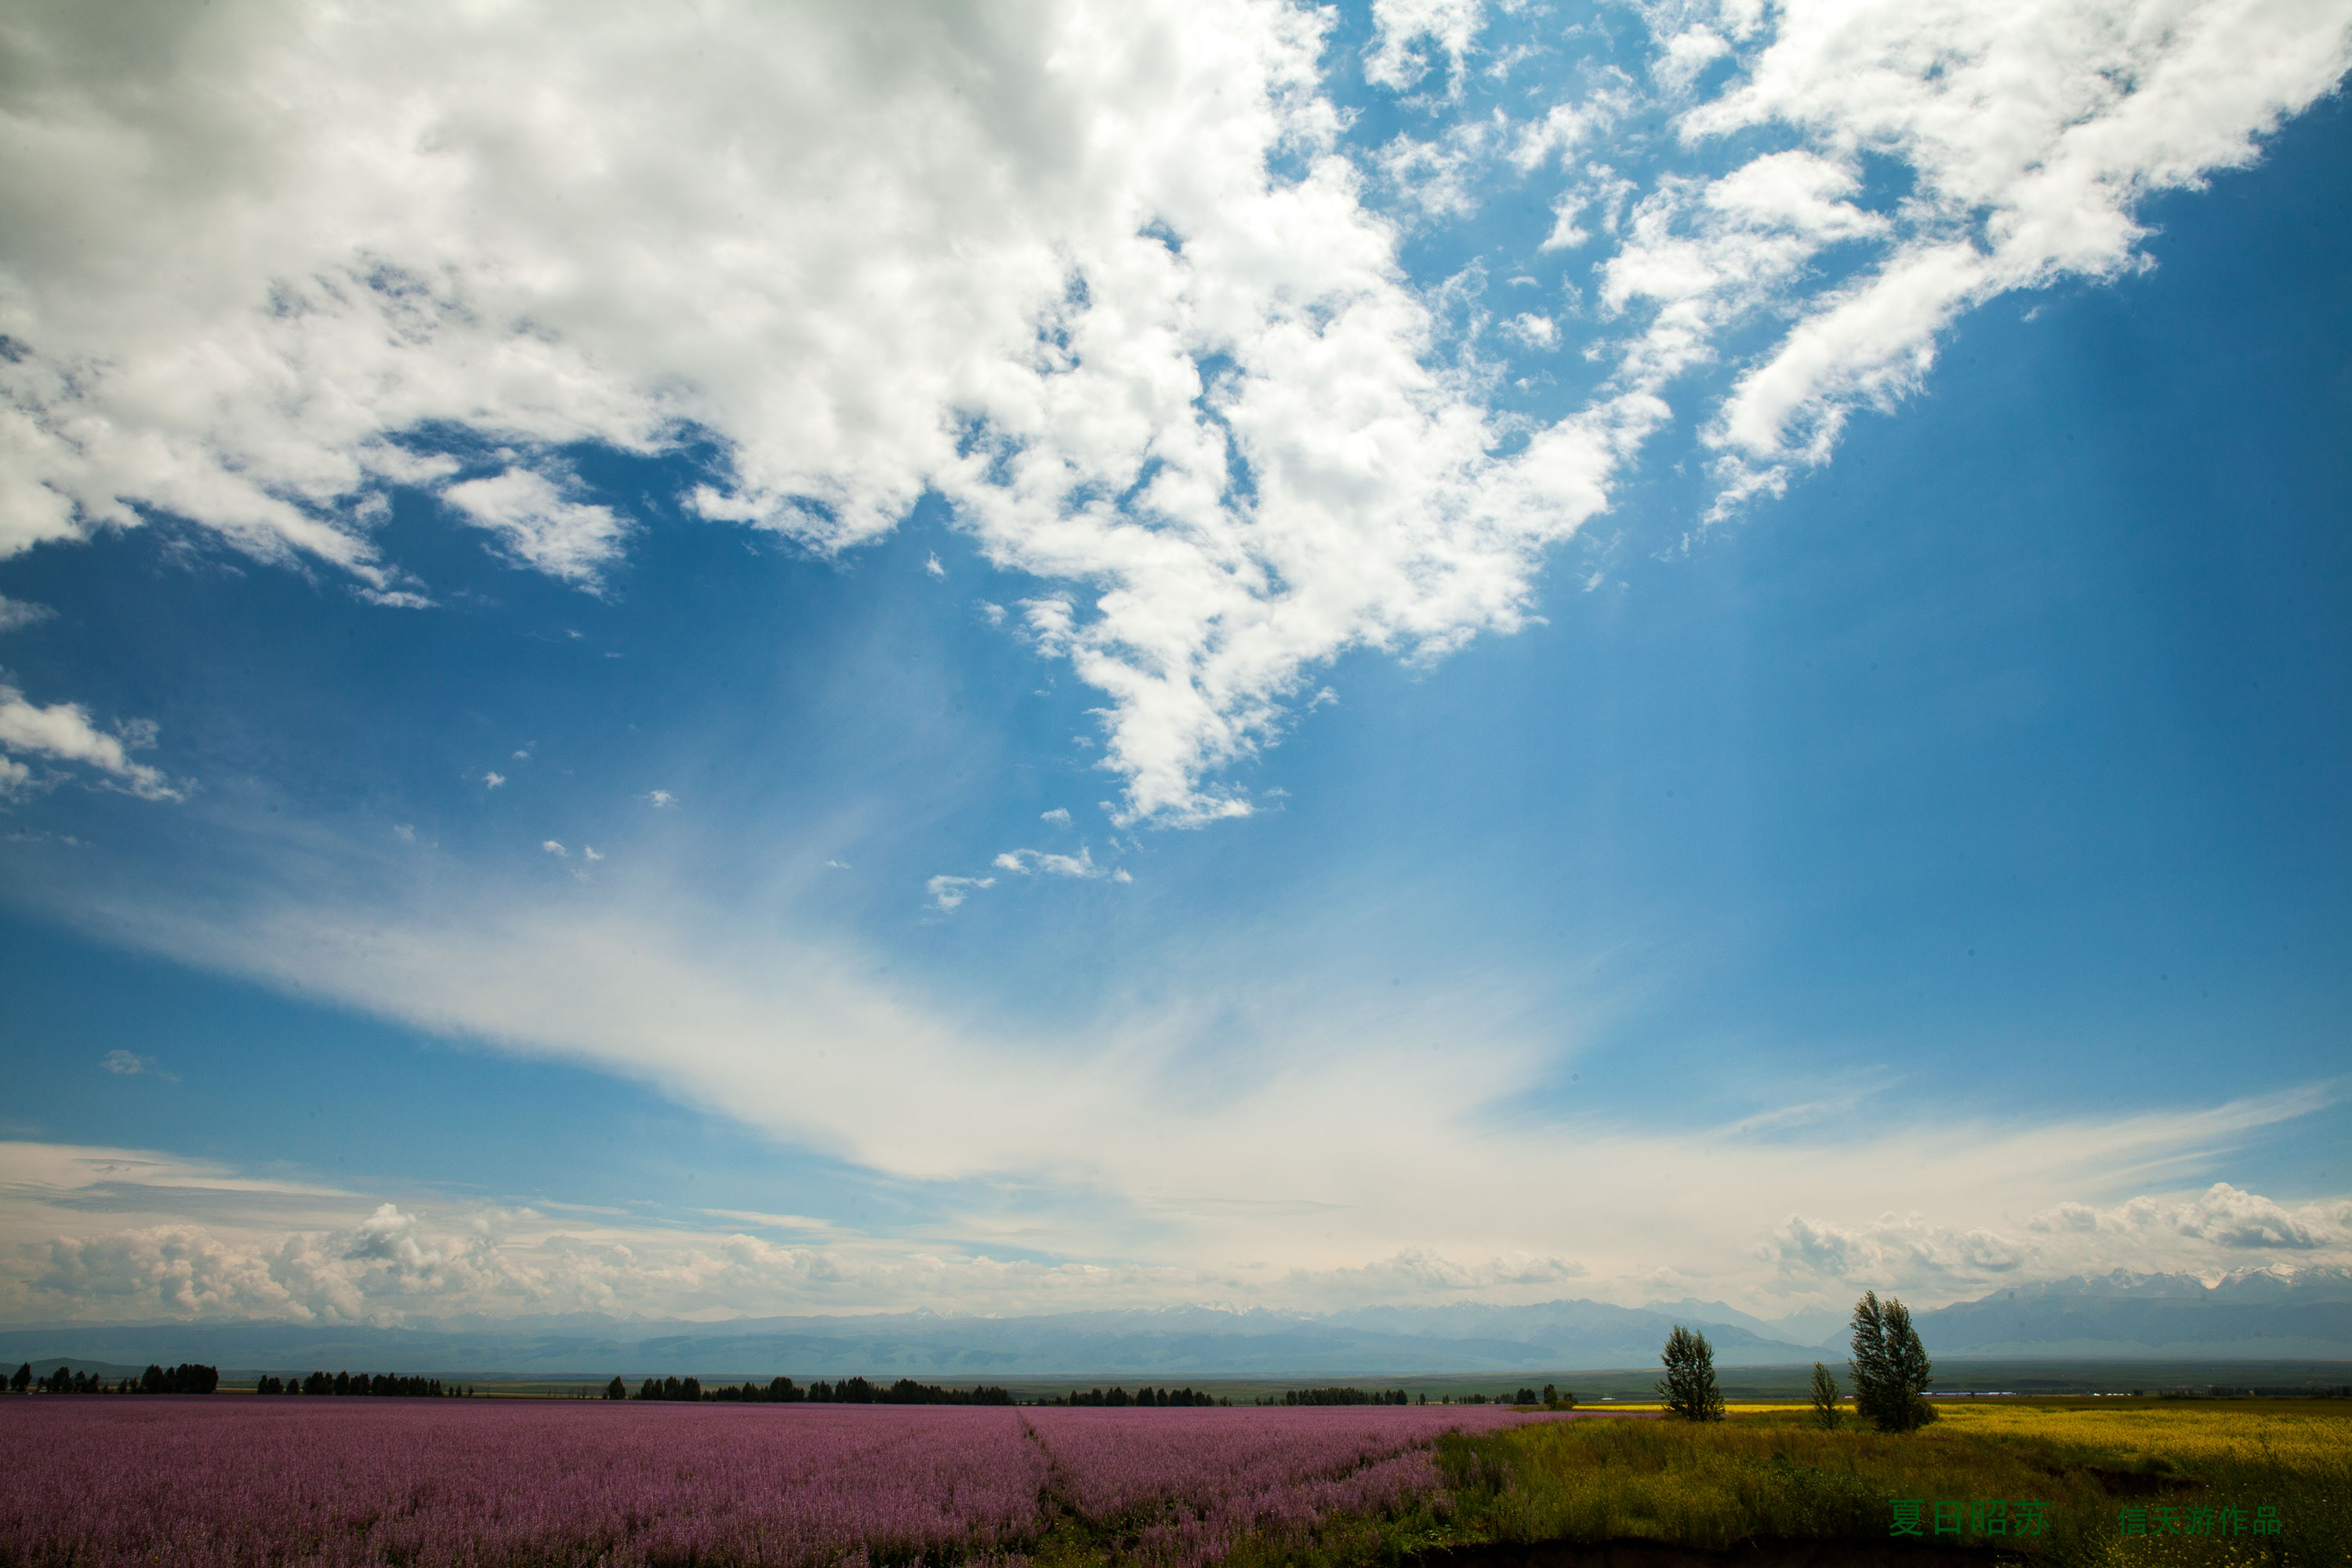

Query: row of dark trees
[
  {"left": 9, "top": 1363, "right": 219, "bottom": 1395},
  {"left": 615, "top": 1374, "right": 1015, "bottom": 1405},
  {"left": 1657, "top": 1290, "right": 1937, "bottom": 1433},
  {"left": 1054, "top": 1385, "right": 1226, "bottom": 1406},
  {"left": 254, "top": 1372, "right": 468, "bottom": 1397},
  {"left": 1277, "top": 1387, "right": 1410, "bottom": 1406}
]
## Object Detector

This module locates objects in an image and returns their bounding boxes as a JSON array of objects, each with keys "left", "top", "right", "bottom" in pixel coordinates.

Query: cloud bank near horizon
[
  {"left": 5, "top": 0, "right": 2343, "bottom": 823},
  {"left": 4, "top": 1085, "right": 2344, "bottom": 1326}
]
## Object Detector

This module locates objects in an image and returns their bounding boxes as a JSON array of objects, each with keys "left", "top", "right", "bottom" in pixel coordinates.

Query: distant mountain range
[{"left": 2, "top": 1268, "right": 2343, "bottom": 1377}]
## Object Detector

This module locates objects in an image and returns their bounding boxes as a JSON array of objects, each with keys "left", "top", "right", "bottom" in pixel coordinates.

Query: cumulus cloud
[
  {"left": 643, "top": 789, "right": 677, "bottom": 809},
  {"left": 0, "top": 0, "right": 1617, "bottom": 830},
  {"left": 0, "top": 683, "right": 180, "bottom": 800},
  {"left": 1508, "top": 78, "right": 1636, "bottom": 174},
  {"left": 540, "top": 840, "right": 566, "bottom": 856},
  {"left": 1365, "top": 0, "right": 1488, "bottom": 95},
  {"left": 1766, "top": 1182, "right": 2352, "bottom": 1298},
  {"left": 1501, "top": 313, "right": 1560, "bottom": 350},
  {"left": 0, "top": 0, "right": 2339, "bottom": 829},
  {"left": 0, "top": 1152, "right": 1262, "bottom": 1323},
  {"left": 482, "top": 771, "right": 504, "bottom": 789},
  {"left": 2030, "top": 1184, "right": 2350, "bottom": 1252},
  {"left": 1767, "top": 1210, "right": 2026, "bottom": 1287},
  {"left": 1040, "top": 808, "right": 1073, "bottom": 826},
  {"left": 1652, "top": 27, "right": 1733, "bottom": 99}
]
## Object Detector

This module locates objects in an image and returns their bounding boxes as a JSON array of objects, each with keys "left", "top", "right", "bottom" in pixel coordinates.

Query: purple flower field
[
  {"left": 1025, "top": 1405, "right": 1532, "bottom": 1568},
  {"left": 0, "top": 1399, "right": 1554, "bottom": 1568}
]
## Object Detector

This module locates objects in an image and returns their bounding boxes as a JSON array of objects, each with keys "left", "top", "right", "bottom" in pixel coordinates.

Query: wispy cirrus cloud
[{"left": 12, "top": 839, "right": 2342, "bottom": 1322}]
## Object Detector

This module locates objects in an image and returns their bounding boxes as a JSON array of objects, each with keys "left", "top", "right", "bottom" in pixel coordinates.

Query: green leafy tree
[
  {"left": 605, "top": 1376, "right": 626, "bottom": 1400},
  {"left": 1656, "top": 1324, "right": 1725, "bottom": 1421},
  {"left": 10, "top": 1363, "right": 28, "bottom": 1393},
  {"left": 1808, "top": 1362, "right": 1843, "bottom": 1428},
  {"left": 1848, "top": 1290, "right": 1936, "bottom": 1432}
]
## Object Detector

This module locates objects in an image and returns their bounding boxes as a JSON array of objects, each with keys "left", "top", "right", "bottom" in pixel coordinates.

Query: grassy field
[{"left": 1221, "top": 1402, "right": 2350, "bottom": 1568}]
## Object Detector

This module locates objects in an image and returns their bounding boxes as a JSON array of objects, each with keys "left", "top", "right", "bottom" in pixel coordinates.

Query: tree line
[
  {"left": 1276, "top": 1387, "right": 1409, "bottom": 1406},
  {"left": 10, "top": 1363, "right": 220, "bottom": 1395},
  {"left": 613, "top": 1374, "right": 1014, "bottom": 1405},
  {"left": 254, "top": 1372, "right": 469, "bottom": 1397},
  {"left": 1656, "top": 1289, "right": 1939, "bottom": 1432},
  {"left": 1048, "top": 1385, "right": 1225, "bottom": 1406}
]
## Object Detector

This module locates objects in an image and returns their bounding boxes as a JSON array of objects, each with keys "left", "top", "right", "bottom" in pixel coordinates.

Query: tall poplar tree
[
  {"left": 1848, "top": 1290, "right": 1936, "bottom": 1432},
  {"left": 1655, "top": 1325, "right": 1725, "bottom": 1421},
  {"left": 1808, "top": 1362, "right": 1843, "bottom": 1428}
]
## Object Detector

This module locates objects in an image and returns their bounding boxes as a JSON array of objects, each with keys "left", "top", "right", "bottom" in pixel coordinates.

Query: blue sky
[{"left": 0, "top": 0, "right": 2347, "bottom": 1326}]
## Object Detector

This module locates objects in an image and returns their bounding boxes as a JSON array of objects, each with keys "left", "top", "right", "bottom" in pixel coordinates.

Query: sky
[{"left": 0, "top": 0, "right": 2348, "bottom": 1330}]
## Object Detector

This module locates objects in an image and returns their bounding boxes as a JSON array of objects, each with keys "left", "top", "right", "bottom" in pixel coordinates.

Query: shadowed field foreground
[
  {"left": 0, "top": 1400, "right": 2344, "bottom": 1568},
  {"left": 1223, "top": 1404, "right": 2349, "bottom": 1568}
]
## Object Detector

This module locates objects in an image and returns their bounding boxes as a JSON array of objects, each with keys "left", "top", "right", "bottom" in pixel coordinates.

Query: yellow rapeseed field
[
  {"left": 1934, "top": 1403, "right": 2350, "bottom": 1567},
  {"left": 1938, "top": 1399, "right": 2350, "bottom": 1469}
]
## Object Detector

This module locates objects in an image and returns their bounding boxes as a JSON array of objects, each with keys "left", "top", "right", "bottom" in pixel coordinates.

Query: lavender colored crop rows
[
  {"left": 1024, "top": 1404, "right": 1538, "bottom": 1568},
  {"left": 0, "top": 1398, "right": 1547, "bottom": 1568}
]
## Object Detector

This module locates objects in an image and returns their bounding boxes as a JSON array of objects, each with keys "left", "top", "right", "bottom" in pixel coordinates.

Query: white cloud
[
  {"left": 644, "top": 789, "right": 677, "bottom": 809},
  {"left": 442, "top": 468, "right": 629, "bottom": 587},
  {"left": 1653, "top": 27, "right": 1732, "bottom": 98},
  {"left": 1676, "top": 0, "right": 2352, "bottom": 508},
  {"left": 1765, "top": 1178, "right": 2352, "bottom": 1299},
  {"left": 482, "top": 771, "right": 505, "bottom": 789},
  {"left": 392, "top": 823, "right": 416, "bottom": 842},
  {"left": 0, "top": 0, "right": 1623, "bottom": 830},
  {"left": 16, "top": 818, "right": 2349, "bottom": 1319},
  {"left": 1040, "top": 808, "right": 1073, "bottom": 826},
  {"left": 6, "top": 1143, "right": 1593, "bottom": 1322},
  {"left": 541, "top": 840, "right": 566, "bottom": 856},
  {"left": 1378, "top": 121, "right": 1497, "bottom": 220},
  {"left": 1501, "top": 313, "right": 1560, "bottom": 350},
  {"left": 2029, "top": 1184, "right": 2350, "bottom": 1253},
  {"left": 1365, "top": 0, "right": 1488, "bottom": 95},
  {"left": 0, "top": 683, "right": 180, "bottom": 800},
  {"left": 0, "top": 594, "right": 54, "bottom": 633},
  {"left": 100, "top": 1050, "right": 174, "bottom": 1080},
  {"left": 4, "top": 1101, "right": 2346, "bottom": 1323},
  {"left": 924, "top": 552, "right": 946, "bottom": 579},
  {"left": 992, "top": 844, "right": 1129, "bottom": 882},
  {"left": 583, "top": 846, "right": 602, "bottom": 862},
  {"left": 925, "top": 873, "right": 995, "bottom": 912},
  {"left": 0, "top": 0, "right": 2340, "bottom": 830},
  {"left": 1508, "top": 79, "right": 1635, "bottom": 173}
]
